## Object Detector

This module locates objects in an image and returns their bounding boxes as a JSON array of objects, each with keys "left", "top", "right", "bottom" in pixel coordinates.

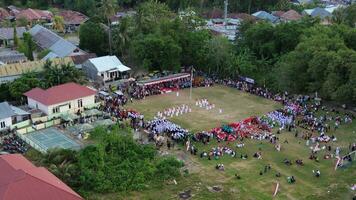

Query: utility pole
[
  {"left": 189, "top": 66, "right": 194, "bottom": 100},
  {"left": 224, "top": 0, "right": 228, "bottom": 26}
]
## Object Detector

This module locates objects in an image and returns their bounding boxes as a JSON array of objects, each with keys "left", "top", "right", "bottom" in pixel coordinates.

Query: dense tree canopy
[
  {"left": 79, "top": 22, "right": 109, "bottom": 56},
  {"left": 29, "top": 126, "right": 183, "bottom": 196}
]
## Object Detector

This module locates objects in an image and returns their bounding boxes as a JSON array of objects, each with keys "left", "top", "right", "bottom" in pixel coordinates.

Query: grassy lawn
[
  {"left": 126, "top": 85, "right": 281, "bottom": 132},
  {"left": 91, "top": 86, "right": 356, "bottom": 200}
]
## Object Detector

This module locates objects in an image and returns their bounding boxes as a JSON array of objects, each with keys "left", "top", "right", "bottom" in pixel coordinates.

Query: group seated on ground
[{"left": 146, "top": 118, "right": 189, "bottom": 141}]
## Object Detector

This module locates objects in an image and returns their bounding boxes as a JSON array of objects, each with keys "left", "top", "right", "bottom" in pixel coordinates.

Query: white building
[
  {"left": 0, "top": 102, "right": 30, "bottom": 131},
  {"left": 24, "top": 82, "right": 96, "bottom": 115},
  {"left": 82, "top": 55, "right": 131, "bottom": 82}
]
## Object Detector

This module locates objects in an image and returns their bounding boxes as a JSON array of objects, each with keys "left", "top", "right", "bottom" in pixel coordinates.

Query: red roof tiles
[
  {"left": 59, "top": 10, "right": 88, "bottom": 25},
  {"left": 281, "top": 10, "right": 302, "bottom": 21},
  {"left": 24, "top": 82, "right": 96, "bottom": 106},
  {"left": 0, "top": 8, "right": 10, "bottom": 20},
  {"left": 0, "top": 154, "right": 82, "bottom": 200},
  {"left": 16, "top": 8, "right": 53, "bottom": 21}
]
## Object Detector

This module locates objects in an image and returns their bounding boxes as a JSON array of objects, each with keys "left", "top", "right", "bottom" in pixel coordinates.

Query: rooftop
[
  {"left": 24, "top": 82, "right": 96, "bottom": 106},
  {"left": 0, "top": 27, "right": 27, "bottom": 40},
  {"left": 0, "top": 57, "right": 73, "bottom": 78},
  {"left": 281, "top": 10, "right": 302, "bottom": 21},
  {"left": 87, "top": 55, "right": 131, "bottom": 73},
  {"left": 15, "top": 8, "right": 53, "bottom": 21},
  {"left": 0, "top": 51, "right": 27, "bottom": 64},
  {"left": 0, "top": 102, "right": 15, "bottom": 119},
  {"left": 0, "top": 154, "right": 82, "bottom": 200},
  {"left": 59, "top": 10, "right": 88, "bottom": 25},
  {"left": 29, "top": 25, "right": 81, "bottom": 57}
]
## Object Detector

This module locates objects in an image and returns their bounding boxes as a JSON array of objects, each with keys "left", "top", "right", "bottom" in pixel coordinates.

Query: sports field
[
  {"left": 127, "top": 85, "right": 281, "bottom": 132},
  {"left": 24, "top": 127, "right": 81, "bottom": 152},
  {"left": 105, "top": 86, "right": 356, "bottom": 200}
]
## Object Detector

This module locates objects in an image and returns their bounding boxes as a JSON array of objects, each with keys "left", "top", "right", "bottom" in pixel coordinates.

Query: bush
[{"left": 155, "top": 157, "right": 184, "bottom": 180}]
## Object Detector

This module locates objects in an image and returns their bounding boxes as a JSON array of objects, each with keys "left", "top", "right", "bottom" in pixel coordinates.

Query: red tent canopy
[{"left": 138, "top": 73, "right": 190, "bottom": 86}]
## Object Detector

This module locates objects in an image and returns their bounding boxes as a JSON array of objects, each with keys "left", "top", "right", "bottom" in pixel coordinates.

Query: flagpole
[{"left": 189, "top": 66, "right": 193, "bottom": 100}]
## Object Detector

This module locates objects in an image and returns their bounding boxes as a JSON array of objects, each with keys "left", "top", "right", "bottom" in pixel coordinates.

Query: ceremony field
[
  {"left": 105, "top": 86, "right": 356, "bottom": 200},
  {"left": 127, "top": 85, "right": 281, "bottom": 132}
]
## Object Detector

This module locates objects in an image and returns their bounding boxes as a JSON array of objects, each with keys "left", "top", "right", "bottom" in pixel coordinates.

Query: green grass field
[
  {"left": 95, "top": 86, "right": 356, "bottom": 200},
  {"left": 126, "top": 85, "right": 281, "bottom": 132}
]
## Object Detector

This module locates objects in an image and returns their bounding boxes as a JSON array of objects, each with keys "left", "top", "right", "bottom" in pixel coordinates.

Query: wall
[
  {"left": 28, "top": 98, "right": 49, "bottom": 115},
  {"left": 0, "top": 117, "right": 12, "bottom": 131},
  {"left": 82, "top": 61, "right": 99, "bottom": 81},
  {"left": 28, "top": 95, "right": 95, "bottom": 115},
  {"left": 47, "top": 95, "right": 95, "bottom": 115}
]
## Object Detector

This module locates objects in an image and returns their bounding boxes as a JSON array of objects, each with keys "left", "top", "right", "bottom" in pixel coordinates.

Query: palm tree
[
  {"left": 99, "top": 0, "right": 117, "bottom": 55},
  {"left": 113, "top": 17, "right": 130, "bottom": 56},
  {"left": 53, "top": 15, "right": 65, "bottom": 33}
]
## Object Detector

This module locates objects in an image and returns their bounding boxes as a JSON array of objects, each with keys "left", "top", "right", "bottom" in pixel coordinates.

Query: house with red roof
[
  {"left": 24, "top": 82, "right": 96, "bottom": 115},
  {"left": 15, "top": 8, "right": 53, "bottom": 23},
  {"left": 59, "top": 10, "right": 88, "bottom": 32},
  {"left": 0, "top": 154, "right": 82, "bottom": 200}
]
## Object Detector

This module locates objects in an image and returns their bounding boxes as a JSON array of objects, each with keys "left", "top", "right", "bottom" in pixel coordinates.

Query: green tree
[
  {"left": 79, "top": 22, "right": 108, "bottom": 55},
  {"left": 136, "top": 1, "right": 173, "bottom": 34},
  {"left": 200, "top": 36, "right": 236, "bottom": 77},
  {"left": 20, "top": 32, "right": 35, "bottom": 61},
  {"left": 112, "top": 17, "right": 131, "bottom": 56},
  {"left": 42, "top": 60, "right": 85, "bottom": 87},
  {"left": 53, "top": 15, "right": 65, "bottom": 33},
  {"left": 132, "top": 33, "right": 182, "bottom": 72},
  {"left": 99, "top": 0, "right": 117, "bottom": 55},
  {"left": 13, "top": 25, "right": 19, "bottom": 48},
  {"left": 9, "top": 73, "right": 42, "bottom": 100}
]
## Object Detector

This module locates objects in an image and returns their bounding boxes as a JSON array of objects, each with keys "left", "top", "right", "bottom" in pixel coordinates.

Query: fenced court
[{"left": 21, "top": 127, "right": 81, "bottom": 153}]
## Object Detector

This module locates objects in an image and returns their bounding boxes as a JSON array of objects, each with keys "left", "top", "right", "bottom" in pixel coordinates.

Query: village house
[
  {"left": 15, "top": 8, "right": 53, "bottom": 24},
  {"left": 83, "top": 55, "right": 131, "bottom": 82},
  {"left": 252, "top": 11, "right": 279, "bottom": 23},
  {"left": 0, "top": 27, "right": 27, "bottom": 47},
  {"left": 0, "top": 7, "right": 10, "bottom": 21},
  {"left": 59, "top": 10, "right": 88, "bottom": 32},
  {"left": 0, "top": 154, "right": 83, "bottom": 200},
  {"left": 29, "top": 25, "right": 85, "bottom": 59},
  {"left": 0, "top": 51, "right": 27, "bottom": 65},
  {"left": 0, "top": 102, "right": 30, "bottom": 132},
  {"left": 70, "top": 53, "right": 97, "bottom": 69},
  {"left": 24, "top": 82, "right": 97, "bottom": 116}
]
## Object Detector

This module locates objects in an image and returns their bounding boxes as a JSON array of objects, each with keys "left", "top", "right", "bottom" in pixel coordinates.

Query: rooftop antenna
[{"left": 224, "top": 0, "right": 228, "bottom": 26}]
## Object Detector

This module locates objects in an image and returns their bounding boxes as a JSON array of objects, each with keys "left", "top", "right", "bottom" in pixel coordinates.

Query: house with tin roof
[
  {"left": 83, "top": 55, "right": 131, "bottom": 82},
  {"left": 24, "top": 82, "right": 96, "bottom": 115},
  {"left": 252, "top": 11, "right": 279, "bottom": 23},
  {"left": 29, "top": 25, "right": 85, "bottom": 58},
  {"left": 0, "top": 27, "right": 27, "bottom": 47},
  {"left": 0, "top": 102, "right": 30, "bottom": 131},
  {"left": 0, "top": 154, "right": 82, "bottom": 200}
]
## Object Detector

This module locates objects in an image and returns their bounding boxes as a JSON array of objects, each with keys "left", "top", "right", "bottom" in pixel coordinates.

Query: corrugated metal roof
[
  {"left": 29, "top": 25, "right": 78, "bottom": 58},
  {"left": 0, "top": 102, "right": 15, "bottom": 119},
  {"left": 252, "top": 11, "right": 279, "bottom": 23},
  {"left": 88, "top": 56, "right": 131, "bottom": 72},
  {"left": 0, "top": 57, "right": 73, "bottom": 78},
  {"left": 0, "top": 27, "right": 27, "bottom": 40}
]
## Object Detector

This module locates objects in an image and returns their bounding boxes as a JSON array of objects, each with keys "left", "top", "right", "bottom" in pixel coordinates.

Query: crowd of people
[
  {"left": 146, "top": 119, "right": 189, "bottom": 141},
  {"left": 156, "top": 104, "right": 192, "bottom": 119},
  {"left": 129, "top": 77, "right": 191, "bottom": 99},
  {"left": 0, "top": 134, "right": 28, "bottom": 154}
]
